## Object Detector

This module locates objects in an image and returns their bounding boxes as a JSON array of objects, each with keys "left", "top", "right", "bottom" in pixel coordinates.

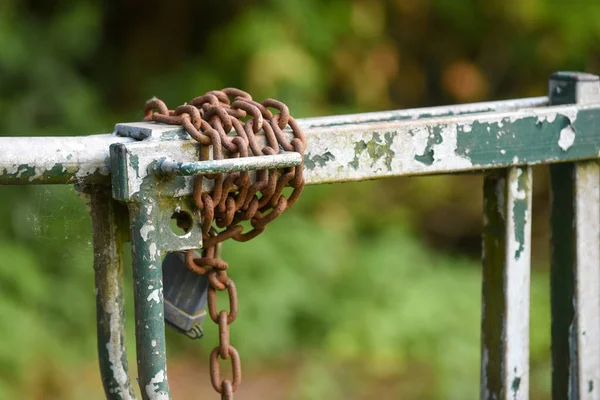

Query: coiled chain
[{"left": 143, "top": 88, "right": 306, "bottom": 399}]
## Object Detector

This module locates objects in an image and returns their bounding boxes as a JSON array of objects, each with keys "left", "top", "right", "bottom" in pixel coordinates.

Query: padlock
[{"left": 162, "top": 251, "right": 209, "bottom": 339}]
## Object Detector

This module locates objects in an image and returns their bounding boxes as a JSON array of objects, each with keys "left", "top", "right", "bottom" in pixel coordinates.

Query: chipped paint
[
  {"left": 300, "top": 96, "right": 548, "bottom": 129},
  {"left": 104, "top": 262, "right": 135, "bottom": 400},
  {"left": 144, "top": 370, "right": 169, "bottom": 400},
  {"left": 149, "top": 243, "right": 158, "bottom": 261},
  {"left": 127, "top": 197, "right": 172, "bottom": 399},
  {"left": 0, "top": 135, "right": 134, "bottom": 185},
  {"left": 558, "top": 126, "right": 576, "bottom": 151},
  {"left": 5, "top": 102, "right": 598, "bottom": 189},
  {"left": 482, "top": 167, "right": 531, "bottom": 400},
  {"left": 508, "top": 168, "right": 528, "bottom": 260},
  {"left": 140, "top": 223, "right": 155, "bottom": 241},
  {"left": 574, "top": 162, "right": 600, "bottom": 398},
  {"left": 304, "top": 151, "right": 335, "bottom": 170},
  {"left": 88, "top": 188, "right": 136, "bottom": 400},
  {"left": 147, "top": 289, "right": 161, "bottom": 304}
]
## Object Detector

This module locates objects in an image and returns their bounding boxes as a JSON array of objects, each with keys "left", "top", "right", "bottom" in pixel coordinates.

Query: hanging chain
[{"left": 143, "top": 88, "right": 306, "bottom": 399}]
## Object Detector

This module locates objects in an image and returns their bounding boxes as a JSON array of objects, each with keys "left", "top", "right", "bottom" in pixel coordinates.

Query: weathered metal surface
[
  {"left": 85, "top": 185, "right": 137, "bottom": 400},
  {"left": 303, "top": 104, "right": 599, "bottom": 183},
  {"left": 0, "top": 135, "right": 135, "bottom": 185},
  {"left": 573, "top": 162, "right": 600, "bottom": 399},
  {"left": 550, "top": 72, "right": 600, "bottom": 400},
  {"left": 129, "top": 197, "right": 171, "bottom": 400},
  {"left": 550, "top": 161, "right": 600, "bottom": 400},
  {"left": 0, "top": 97, "right": 551, "bottom": 187},
  {"left": 481, "top": 166, "right": 532, "bottom": 400},
  {"left": 111, "top": 144, "right": 204, "bottom": 252},
  {"left": 156, "top": 152, "right": 302, "bottom": 176},
  {"left": 102, "top": 103, "right": 600, "bottom": 200},
  {"left": 301, "top": 96, "right": 548, "bottom": 128}
]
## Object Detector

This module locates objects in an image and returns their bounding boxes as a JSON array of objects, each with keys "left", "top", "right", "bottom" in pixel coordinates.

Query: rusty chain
[{"left": 143, "top": 88, "right": 306, "bottom": 399}]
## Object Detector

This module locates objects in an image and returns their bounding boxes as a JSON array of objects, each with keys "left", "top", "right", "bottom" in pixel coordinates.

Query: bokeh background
[{"left": 1, "top": 0, "right": 600, "bottom": 399}]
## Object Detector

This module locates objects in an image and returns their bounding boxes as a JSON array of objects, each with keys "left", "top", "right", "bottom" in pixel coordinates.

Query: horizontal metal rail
[
  {"left": 0, "top": 96, "right": 552, "bottom": 186},
  {"left": 155, "top": 152, "right": 302, "bottom": 176}
]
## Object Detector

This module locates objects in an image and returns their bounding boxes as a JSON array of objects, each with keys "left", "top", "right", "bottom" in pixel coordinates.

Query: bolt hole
[{"left": 170, "top": 210, "right": 193, "bottom": 236}]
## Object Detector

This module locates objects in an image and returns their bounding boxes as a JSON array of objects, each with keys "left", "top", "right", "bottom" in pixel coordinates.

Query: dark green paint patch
[
  {"left": 456, "top": 110, "right": 600, "bottom": 166},
  {"left": 349, "top": 141, "right": 367, "bottom": 169},
  {"left": 13, "top": 164, "right": 35, "bottom": 180},
  {"left": 2, "top": 163, "right": 71, "bottom": 183},
  {"left": 589, "top": 380, "right": 594, "bottom": 393},
  {"left": 305, "top": 151, "right": 335, "bottom": 170},
  {"left": 513, "top": 169, "right": 529, "bottom": 260},
  {"left": 366, "top": 132, "right": 395, "bottom": 170},
  {"left": 512, "top": 376, "right": 521, "bottom": 398},
  {"left": 349, "top": 132, "right": 395, "bottom": 170},
  {"left": 130, "top": 154, "right": 140, "bottom": 178},
  {"left": 414, "top": 126, "right": 444, "bottom": 165}
]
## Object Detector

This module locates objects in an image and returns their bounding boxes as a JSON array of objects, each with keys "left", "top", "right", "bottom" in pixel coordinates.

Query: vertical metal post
[
  {"left": 549, "top": 72, "right": 600, "bottom": 400},
  {"left": 129, "top": 196, "right": 172, "bottom": 400},
  {"left": 87, "top": 185, "right": 137, "bottom": 400},
  {"left": 481, "top": 166, "right": 532, "bottom": 400}
]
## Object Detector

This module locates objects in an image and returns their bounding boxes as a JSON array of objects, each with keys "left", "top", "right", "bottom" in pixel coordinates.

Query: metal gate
[{"left": 1, "top": 71, "right": 599, "bottom": 400}]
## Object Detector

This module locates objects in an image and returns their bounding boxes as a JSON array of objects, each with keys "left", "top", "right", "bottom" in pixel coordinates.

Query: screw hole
[{"left": 170, "top": 210, "right": 193, "bottom": 236}]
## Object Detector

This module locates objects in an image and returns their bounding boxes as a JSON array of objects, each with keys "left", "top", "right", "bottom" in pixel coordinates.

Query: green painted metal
[
  {"left": 155, "top": 152, "right": 302, "bottom": 176},
  {"left": 549, "top": 72, "right": 600, "bottom": 400},
  {"left": 86, "top": 185, "right": 137, "bottom": 400},
  {"left": 98, "top": 103, "right": 600, "bottom": 205},
  {"left": 0, "top": 96, "right": 563, "bottom": 188},
  {"left": 481, "top": 166, "right": 532, "bottom": 400},
  {"left": 129, "top": 196, "right": 171, "bottom": 400},
  {"left": 110, "top": 140, "right": 211, "bottom": 399}
]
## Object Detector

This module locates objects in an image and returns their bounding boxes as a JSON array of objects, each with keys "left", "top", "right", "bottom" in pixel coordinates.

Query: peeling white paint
[
  {"left": 152, "top": 340, "right": 157, "bottom": 347},
  {"left": 412, "top": 126, "right": 430, "bottom": 156},
  {"left": 149, "top": 243, "right": 158, "bottom": 261},
  {"left": 509, "top": 168, "right": 527, "bottom": 201},
  {"left": 574, "top": 162, "right": 600, "bottom": 396},
  {"left": 536, "top": 112, "right": 557, "bottom": 124},
  {"left": 558, "top": 126, "right": 576, "bottom": 151},
  {"left": 174, "top": 177, "right": 194, "bottom": 198},
  {"left": 0, "top": 135, "right": 132, "bottom": 184},
  {"left": 300, "top": 96, "right": 548, "bottom": 128},
  {"left": 103, "top": 262, "right": 135, "bottom": 400},
  {"left": 140, "top": 223, "right": 155, "bottom": 241},
  {"left": 482, "top": 167, "right": 531, "bottom": 400},
  {"left": 144, "top": 369, "right": 169, "bottom": 400},
  {"left": 431, "top": 124, "right": 473, "bottom": 169},
  {"left": 505, "top": 167, "right": 531, "bottom": 400},
  {"left": 147, "top": 289, "right": 161, "bottom": 304}
]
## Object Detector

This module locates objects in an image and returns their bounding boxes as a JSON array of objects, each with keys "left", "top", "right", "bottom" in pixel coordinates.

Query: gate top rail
[{"left": 2, "top": 95, "right": 599, "bottom": 188}]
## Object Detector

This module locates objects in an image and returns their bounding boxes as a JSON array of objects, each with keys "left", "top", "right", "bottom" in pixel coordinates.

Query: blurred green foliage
[{"left": 0, "top": 0, "right": 599, "bottom": 398}]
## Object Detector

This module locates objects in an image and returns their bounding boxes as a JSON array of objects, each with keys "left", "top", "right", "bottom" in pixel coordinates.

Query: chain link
[{"left": 144, "top": 89, "right": 305, "bottom": 399}]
